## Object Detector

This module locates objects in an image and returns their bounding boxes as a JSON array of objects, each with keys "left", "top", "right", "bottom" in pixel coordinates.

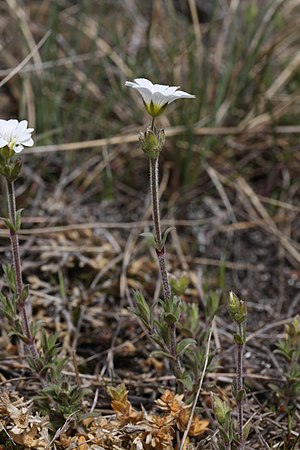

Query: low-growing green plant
[
  {"left": 0, "top": 119, "right": 88, "bottom": 427},
  {"left": 270, "top": 316, "right": 300, "bottom": 407},
  {"left": 0, "top": 120, "right": 39, "bottom": 363},
  {"left": 125, "top": 78, "right": 220, "bottom": 401},
  {"left": 213, "top": 291, "right": 250, "bottom": 450},
  {"left": 228, "top": 291, "right": 249, "bottom": 450},
  {"left": 212, "top": 395, "right": 234, "bottom": 450},
  {"left": 126, "top": 78, "right": 195, "bottom": 392}
]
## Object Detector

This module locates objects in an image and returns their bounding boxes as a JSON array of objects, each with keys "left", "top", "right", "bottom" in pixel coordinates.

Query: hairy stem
[
  {"left": 148, "top": 136, "right": 183, "bottom": 385},
  {"left": 6, "top": 179, "right": 39, "bottom": 362},
  {"left": 236, "top": 324, "right": 244, "bottom": 449}
]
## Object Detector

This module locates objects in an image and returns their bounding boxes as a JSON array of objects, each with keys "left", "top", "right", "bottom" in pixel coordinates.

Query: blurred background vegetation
[{"left": 0, "top": 0, "right": 300, "bottom": 311}]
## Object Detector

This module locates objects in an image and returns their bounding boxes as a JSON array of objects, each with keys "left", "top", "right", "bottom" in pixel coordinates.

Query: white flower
[
  {"left": 125, "top": 78, "right": 195, "bottom": 117},
  {"left": 0, "top": 119, "right": 34, "bottom": 153}
]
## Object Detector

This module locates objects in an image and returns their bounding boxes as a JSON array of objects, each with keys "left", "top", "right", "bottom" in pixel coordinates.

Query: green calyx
[
  {"left": 139, "top": 127, "right": 165, "bottom": 159},
  {"left": 0, "top": 146, "right": 22, "bottom": 182},
  {"left": 0, "top": 158, "right": 23, "bottom": 182},
  {"left": 228, "top": 291, "right": 247, "bottom": 325},
  {"left": 0, "top": 145, "right": 15, "bottom": 161}
]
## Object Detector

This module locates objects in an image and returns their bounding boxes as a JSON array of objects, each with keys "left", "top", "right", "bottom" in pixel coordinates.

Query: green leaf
[
  {"left": 140, "top": 232, "right": 157, "bottom": 248},
  {"left": 150, "top": 350, "right": 174, "bottom": 360},
  {"left": 132, "top": 290, "right": 152, "bottom": 328},
  {"left": 178, "top": 371, "right": 194, "bottom": 390},
  {"left": 12, "top": 331, "right": 30, "bottom": 344},
  {"left": 233, "top": 334, "right": 244, "bottom": 345},
  {"left": 205, "top": 290, "right": 221, "bottom": 319},
  {"left": 2, "top": 264, "right": 17, "bottom": 292},
  {"left": 176, "top": 338, "right": 196, "bottom": 355},
  {"left": 236, "top": 388, "right": 246, "bottom": 402},
  {"left": 15, "top": 208, "right": 24, "bottom": 231},
  {"left": 213, "top": 395, "right": 232, "bottom": 425},
  {"left": 18, "top": 284, "right": 29, "bottom": 306},
  {"left": 170, "top": 274, "right": 189, "bottom": 296},
  {"left": 154, "top": 319, "right": 170, "bottom": 345},
  {"left": 164, "top": 312, "right": 178, "bottom": 325},
  {"left": 31, "top": 320, "right": 42, "bottom": 338},
  {"left": 161, "top": 227, "right": 175, "bottom": 247},
  {"left": 243, "top": 421, "right": 251, "bottom": 440},
  {"left": 0, "top": 217, "right": 15, "bottom": 232}
]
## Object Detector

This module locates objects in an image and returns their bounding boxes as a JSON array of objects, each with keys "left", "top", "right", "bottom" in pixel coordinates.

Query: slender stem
[
  {"left": 236, "top": 324, "right": 244, "bottom": 450},
  {"left": 151, "top": 116, "right": 155, "bottom": 130},
  {"left": 149, "top": 157, "right": 172, "bottom": 300},
  {"left": 6, "top": 179, "right": 39, "bottom": 362},
  {"left": 148, "top": 119, "right": 183, "bottom": 385},
  {"left": 149, "top": 157, "right": 162, "bottom": 244}
]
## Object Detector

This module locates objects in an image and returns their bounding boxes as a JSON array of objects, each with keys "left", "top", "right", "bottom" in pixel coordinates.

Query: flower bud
[
  {"left": 139, "top": 127, "right": 165, "bottom": 159},
  {"left": 0, "top": 159, "right": 23, "bottom": 182},
  {"left": 0, "top": 145, "right": 14, "bottom": 162},
  {"left": 10, "top": 158, "right": 23, "bottom": 181},
  {"left": 228, "top": 291, "right": 247, "bottom": 325}
]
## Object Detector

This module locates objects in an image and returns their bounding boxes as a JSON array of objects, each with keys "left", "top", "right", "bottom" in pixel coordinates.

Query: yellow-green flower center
[
  {"left": 144, "top": 101, "right": 168, "bottom": 118},
  {"left": 8, "top": 138, "right": 17, "bottom": 150}
]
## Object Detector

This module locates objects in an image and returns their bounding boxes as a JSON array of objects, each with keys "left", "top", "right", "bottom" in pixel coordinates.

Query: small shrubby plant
[
  {"left": 270, "top": 316, "right": 300, "bottom": 407},
  {"left": 213, "top": 291, "right": 249, "bottom": 450},
  {"left": 125, "top": 78, "right": 206, "bottom": 391},
  {"left": 0, "top": 119, "right": 87, "bottom": 429},
  {"left": 0, "top": 119, "right": 38, "bottom": 361}
]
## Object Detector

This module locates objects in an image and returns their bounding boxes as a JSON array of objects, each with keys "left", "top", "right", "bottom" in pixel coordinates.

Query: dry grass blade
[
  {"left": 265, "top": 52, "right": 300, "bottom": 100},
  {"left": 6, "top": 0, "right": 43, "bottom": 68},
  {"left": 22, "top": 124, "right": 300, "bottom": 154},
  {"left": 236, "top": 177, "right": 300, "bottom": 265},
  {"left": 0, "top": 31, "right": 51, "bottom": 88},
  {"left": 62, "top": 13, "right": 133, "bottom": 77},
  {"left": 188, "top": 0, "right": 203, "bottom": 64},
  {"left": 205, "top": 163, "right": 236, "bottom": 223}
]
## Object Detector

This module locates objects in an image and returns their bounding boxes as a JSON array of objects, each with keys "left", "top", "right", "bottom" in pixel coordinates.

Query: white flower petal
[
  {"left": 134, "top": 78, "right": 154, "bottom": 90},
  {"left": 7, "top": 119, "right": 19, "bottom": 127},
  {"left": 131, "top": 86, "right": 153, "bottom": 106},
  {"left": 164, "top": 86, "right": 180, "bottom": 95},
  {"left": 173, "top": 90, "right": 196, "bottom": 99},
  {"left": 152, "top": 92, "right": 170, "bottom": 108},
  {"left": 167, "top": 91, "right": 195, "bottom": 104},
  {"left": 6, "top": 119, "right": 19, "bottom": 134},
  {"left": 14, "top": 144, "right": 24, "bottom": 153},
  {"left": 21, "top": 137, "right": 34, "bottom": 147},
  {"left": 16, "top": 120, "right": 29, "bottom": 135},
  {"left": 125, "top": 78, "right": 195, "bottom": 116},
  {"left": 0, "top": 137, "right": 8, "bottom": 147},
  {"left": 152, "top": 84, "right": 171, "bottom": 94},
  {"left": 125, "top": 81, "right": 136, "bottom": 88},
  {"left": 0, "top": 118, "right": 34, "bottom": 153}
]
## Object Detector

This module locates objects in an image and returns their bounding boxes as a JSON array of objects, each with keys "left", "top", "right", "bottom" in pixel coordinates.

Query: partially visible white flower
[
  {"left": 0, "top": 119, "right": 34, "bottom": 153},
  {"left": 125, "top": 78, "right": 195, "bottom": 117}
]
